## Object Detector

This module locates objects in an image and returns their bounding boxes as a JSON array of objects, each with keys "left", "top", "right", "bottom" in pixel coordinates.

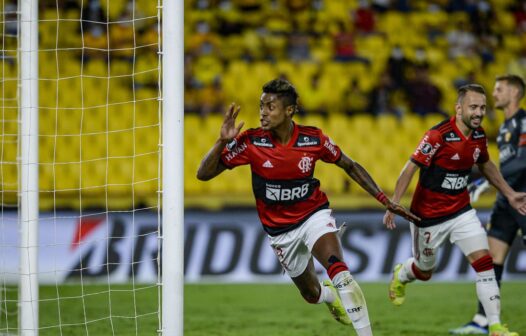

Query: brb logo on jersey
[
  {"left": 265, "top": 183, "right": 310, "bottom": 202},
  {"left": 441, "top": 173, "right": 469, "bottom": 190},
  {"left": 298, "top": 156, "right": 313, "bottom": 173}
]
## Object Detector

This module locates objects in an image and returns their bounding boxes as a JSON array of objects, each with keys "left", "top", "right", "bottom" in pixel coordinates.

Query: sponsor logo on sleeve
[
  {"left": 224, "top": 142, "right": 248, "bottom": 162},
  {"left": 323, "top": 140, "right": 338, "bottom": 157},
  {"left": 295, "top": 135, "right": 320, "bottom": 147},
  {"left": 415, "top": 135, "right": 429, "bottom": 154},
  {"left": 226, "top": 139, "right": 237, "bottom": 151},
  {"left": 420, "top": 142, "right": 433, "bottom": 154},
  {"left": 415, "top": 135, "right": 441, "bottom": 162}
]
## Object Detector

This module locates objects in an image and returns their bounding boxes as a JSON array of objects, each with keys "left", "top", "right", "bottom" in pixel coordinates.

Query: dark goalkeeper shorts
[{"left": 487, "top": 202, "right": 526, "bottom": 246}]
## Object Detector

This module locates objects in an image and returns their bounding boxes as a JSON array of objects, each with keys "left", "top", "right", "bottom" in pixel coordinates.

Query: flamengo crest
[{"left": 298, "top": 156, "right": 313, "bottom": 173}]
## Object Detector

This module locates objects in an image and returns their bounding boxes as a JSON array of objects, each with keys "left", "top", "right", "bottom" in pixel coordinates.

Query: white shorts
[
  {"left": 411, "top": 209, "right": 488, "bottom": 271},
  {"left": 268, "top": 209, "right": 339, "bottom": 278}
]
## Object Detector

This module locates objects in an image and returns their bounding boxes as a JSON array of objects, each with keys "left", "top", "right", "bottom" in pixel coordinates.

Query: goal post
[
  {"left": 19, "top": 0, "right": 39, "bottom": 334},
  {"left": 161, "top": 0, "right": 184, "bottom": 335},
  {"left": 0, "top": 0, "right": 181, "bottom": 335}
]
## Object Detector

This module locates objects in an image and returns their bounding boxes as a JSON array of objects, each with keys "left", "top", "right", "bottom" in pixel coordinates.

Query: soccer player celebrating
[
  {"left": 383, "top": 84, "right": 526, "bottom": 336},
  {"left": 450, "top": 75, "right": 526, "bottom": 335},
  {"left": 197, "top": 78, "right": 419, "bottom": 336}
]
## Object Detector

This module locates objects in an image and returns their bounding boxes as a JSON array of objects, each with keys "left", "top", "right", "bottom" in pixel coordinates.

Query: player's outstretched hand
[
  {"left": 220, "top": 103, "right": 245, "bottom": 141},
  {"left": 509, "top": 191, "right": 526, "bottom": 215},
  {"left": 383, "top": 201, "right": 420, "bottom": 230},
  {"left": 383, "top": 210, "right": 396, "bottom": 230}
]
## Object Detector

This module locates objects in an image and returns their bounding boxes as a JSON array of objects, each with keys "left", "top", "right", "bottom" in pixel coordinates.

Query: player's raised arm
[
  {"left": 383, "top": 160, "right": 420, "bottom": 229},
  {"left": 196, "top": 103, "right": 244, "bottom": 181},
  {"left": 477, "top": 159, "right": 526, "bottom": 215},
  {"left": 335, "top": 153, "right": 420, "bottom": 224}
]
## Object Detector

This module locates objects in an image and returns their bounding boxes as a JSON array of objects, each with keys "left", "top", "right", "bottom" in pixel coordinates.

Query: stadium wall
[{"left": 1, "top": 210, "right": 525, "bottom": 284}]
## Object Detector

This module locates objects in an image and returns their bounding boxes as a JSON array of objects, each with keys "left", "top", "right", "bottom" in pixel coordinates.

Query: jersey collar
[
  {"left": 267, "top": 121, "right": 299, "bottom": 147},
  {"left": 450, "top": 115, "right": 470, "bottom": 141}
]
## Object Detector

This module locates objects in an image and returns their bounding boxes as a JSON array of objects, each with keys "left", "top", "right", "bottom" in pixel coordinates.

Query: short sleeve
[
  {"left": 319, "top": 131, "right": 342, "bottom": 163},
  {"left": 475, "top": 139, "right": 489, "bottom": 164},
  {"left": 220, "top": 132, "right": 250, "bottom": 169},
  {"left": 411, "top": 129, "right": 442, "bottom": 167}
]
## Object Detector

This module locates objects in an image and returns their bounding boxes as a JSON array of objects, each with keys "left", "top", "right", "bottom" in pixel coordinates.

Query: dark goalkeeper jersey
[
  {"left": 495, "top": 108, "right": 526, "bottom": 206},
  {"left": 410, "top": 116, "right": 489, "bottom": 227},
  {"left": 220, "top": 122, "right": 342, "bottom": 236}
]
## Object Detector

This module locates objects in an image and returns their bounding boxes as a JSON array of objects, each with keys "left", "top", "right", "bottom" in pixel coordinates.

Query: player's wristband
[{"left": 375, "top": 192, "right": 388, "bottom": 205}]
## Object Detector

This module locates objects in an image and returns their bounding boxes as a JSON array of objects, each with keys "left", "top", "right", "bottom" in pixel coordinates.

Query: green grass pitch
[{"left": 1, "top": 282, "right": 525, "bottom": 335}]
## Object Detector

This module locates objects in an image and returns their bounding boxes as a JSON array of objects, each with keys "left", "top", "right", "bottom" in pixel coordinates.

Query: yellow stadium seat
[
  {"left": 80, "top": 159, "right": 107, "bottom": 190},
  {"left": 53, "top": 163, "right": 80, "bottom": 191},
  {"left": 39, "top": 163, "right": 55, "bottom": 191},
  {"left": 100, "top": 0, "right": 128, "bottom": 21},
  {"left": 39, "top": 135, "right": 56, "bottom": 164},
  {"left": 376, "top": 114, "right": 398, "bottom": 134},
  {"left": 326, "top": 113, "right": 349, "bottom": 146},
  {"left": 422, "top": 114, "right": 445, "bottom": 129},
  {"left": 302, "top": 114, "right": 327, "bottom": 130},
  {"left": 0, "top": 162, "right": 17, "bottom": 191},
  {"left": 54, "top": 135, "right": 81, "bottom": 164}
]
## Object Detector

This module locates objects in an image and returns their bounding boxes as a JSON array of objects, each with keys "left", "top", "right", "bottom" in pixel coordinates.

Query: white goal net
[{"left": 0, "top": 0, "right": 180, "bottom": 334}]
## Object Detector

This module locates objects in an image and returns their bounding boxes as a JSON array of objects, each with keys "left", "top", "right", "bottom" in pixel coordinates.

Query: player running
[
  {"left": 450, "top": 76, "right": 526, "bottom": 335},
  {"left": 383, "top": 84, "right": 526, "bottom": 336},
  {"left": 197, "top": 78, "right": 419, "bottom": 336}
]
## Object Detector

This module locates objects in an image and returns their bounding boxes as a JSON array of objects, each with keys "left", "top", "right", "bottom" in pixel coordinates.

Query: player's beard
[{"left": 463, "top": 114, "right": 483, "bottom": 130}]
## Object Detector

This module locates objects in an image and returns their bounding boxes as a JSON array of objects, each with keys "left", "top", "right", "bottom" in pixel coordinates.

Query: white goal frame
[
  {"left": 17, "top": 0, "right": 183, "bottom": 335},
  {"left": 161, "top": 0, "right": 184, "bottom": 335}
]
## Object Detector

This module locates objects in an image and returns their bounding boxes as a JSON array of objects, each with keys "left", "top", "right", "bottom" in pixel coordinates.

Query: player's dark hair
[
  {"left": 262, "top": 78, "right": 299, "bottom": 115},
  {"left": 457, "top": 84, "right": 486, "bottom": 103},
  {"left": 496, "top": 74, "right": 525, "bottom": 100}
]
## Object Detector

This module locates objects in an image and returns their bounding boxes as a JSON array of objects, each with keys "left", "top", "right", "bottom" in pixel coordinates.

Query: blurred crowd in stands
[
  {"left": 4, "top": 0, "right": 526, "bottom": 120},
  {"left": 183, "top": 0, "right": 526, "bottom": 119}
]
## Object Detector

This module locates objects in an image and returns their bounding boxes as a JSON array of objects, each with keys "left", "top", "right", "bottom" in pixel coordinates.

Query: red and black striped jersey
[
  {"left": 410, "top": 116, "right": 489, "bottom": 227},
  {"left": 220, "top": 122, "right": 342, "bottom": 235}
]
